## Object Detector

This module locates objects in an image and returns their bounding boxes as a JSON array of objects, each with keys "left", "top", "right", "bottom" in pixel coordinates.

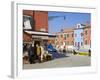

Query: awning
[{"left": 25, "top": 30, "right": 56, "bottom": 37}]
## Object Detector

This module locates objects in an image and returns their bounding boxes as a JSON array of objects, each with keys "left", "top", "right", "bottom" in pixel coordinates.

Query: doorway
[{"left": 34, "top": 40, "right": 41, "bottom": 46}]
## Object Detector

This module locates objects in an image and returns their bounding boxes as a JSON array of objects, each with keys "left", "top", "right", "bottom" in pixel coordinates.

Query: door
[{"left": 78, "top": 42, "right": 80, "bottom": 50}]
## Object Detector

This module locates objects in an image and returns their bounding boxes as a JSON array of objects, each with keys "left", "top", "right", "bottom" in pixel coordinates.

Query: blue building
[{"left": 74, "top": 24, "right": 85, "bottom": 50}]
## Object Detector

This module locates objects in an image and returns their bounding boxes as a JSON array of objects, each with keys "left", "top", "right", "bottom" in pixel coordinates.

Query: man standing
[
  {"left": 36, "top": 44, "right": 41, "bottom": 63},
  {"left": 28, "top": 44, "right": 35, "bottom": 64},
  {"left": 40, "top": 45, "right": 45, "bottom": 62}
]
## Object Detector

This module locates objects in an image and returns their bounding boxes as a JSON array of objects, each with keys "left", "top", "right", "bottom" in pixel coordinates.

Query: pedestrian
[
  {"left": 23, "top": 51, "right": 29, "bottom": 64},
  {"left": 88, "top": 49, "right": 91, "bottom": 56},
  {"left": 73, "top": 50, "right": 77, "bottom": 55},
  {"left": 28, "top": 44, "right": 35, "bottom": 64},
  {"left": 40, "top": 44, "right": 45, "bottom": 62},
  {"left": 36, "top": 44, "right": 41, "bottom": 63},
  {"left": 34, "top": 44, "right": 37, "bottom": 61}
]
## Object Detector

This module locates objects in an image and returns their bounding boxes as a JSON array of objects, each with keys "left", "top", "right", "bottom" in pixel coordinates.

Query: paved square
[{"left": 23, "top": 54, "right": 91, "bottom": 69}]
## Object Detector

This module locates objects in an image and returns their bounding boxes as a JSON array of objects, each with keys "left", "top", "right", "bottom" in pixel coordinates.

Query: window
[
  {"left": 61, "top": 34, "right": 63, "bottom": 38},
  {"left": 65, "top": 42, "right": 67, "bottom": 45},
  {"left": 77, "top": 24, "right": 80, "bottom": 28},
  {"left": 81, "top": 42, "right": 83, "bottom": 46},
  {"left": 67, "top": 41, "right": 69, "bottom": 45},
  {"left": 85, "top": 31, "right": 88, "bottom": 35},
  {"left": 71, "top": 41, "right": 74, "bottom": 45},
  {"left": 75, "top": 34, "right": 77, "bottom": 37},
  {"left": 85, "top": 40, "right": 88, "bottom": 45},
  {"left": 23, "top": 15, "right": 34, "bottom": 30},
  {"left": 78, "top": 42, "right": 80, "bottom": 47},
  {"left": 75, "top": 42, "right": 77, "bottom": 46},
  {"left": 64, "top": 34, "right": 67, "bottom": 40},
  {"left": 72, "top": 33, "right": 74, "bottom": 37},
  {"left": 81, "top": 33, "right": 83, "bottom": 37},
  {"left": 67, "top": 34, "right": 69, "bottom": 37}
]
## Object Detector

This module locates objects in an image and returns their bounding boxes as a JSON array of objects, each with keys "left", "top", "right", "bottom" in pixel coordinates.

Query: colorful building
[
  {"left": 74, "top": 23, "right": 85, "bottom": 50},
  {"left": 55, "top": 23, "right": 91, "bottom": 51},
  {"left": 23, "top": 10, "right": 91, "bottom": 51}
]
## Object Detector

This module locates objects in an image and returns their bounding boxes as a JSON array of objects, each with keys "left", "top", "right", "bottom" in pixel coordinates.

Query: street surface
[{"left": 23, "top": 53, "right": 91, "bottom": 69}]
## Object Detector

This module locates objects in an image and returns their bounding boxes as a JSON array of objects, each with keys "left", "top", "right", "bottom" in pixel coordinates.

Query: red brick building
[
  {"left": 33, "top": 11, "right": 48, "bottom": 32},
  {"left": 55, "top": 32, "right": 64, "bottom": 46},
  {"left": 23, "top": 10, "right": 56, "bottom": 46},
  {"left": 83, "top": 25, "right": 91, "bottom": 49},
  {"left": 63, "top": 28, "right": 74, "bottom": 46},
  {"left": 23, "top": 32, "right": 32, "bottom": 43},
  {"left": 55, "top": 28, "right": 74, "bottom": 49},
  {"left": 23, "top": 10, "right": 48, "bottom": 32}
]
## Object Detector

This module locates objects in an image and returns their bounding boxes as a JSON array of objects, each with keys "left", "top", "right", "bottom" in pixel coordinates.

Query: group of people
[
  {"left": 23, "top": 43, "right": 53, "bottom": 64},
  {"left": 23, "top": 43, "right": 45, "bottom": 64}
]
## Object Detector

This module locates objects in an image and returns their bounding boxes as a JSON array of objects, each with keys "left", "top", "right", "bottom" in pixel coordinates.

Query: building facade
[
  {"left": 23, "top": 10, "right": 56, "bottom": 47},
  {"left": 55, "top": 28, "right": 74, "bottom": 51},
  {"left": 55, "top": 23, "right": 91, "bottom": 51},
  {"left": 23, "top": 32, "right": 32, "bottom": 43},
  {"left": 83, "top": 25, "right": 91, "bottom": 49},
  {"left": 55, "top": 32, "right": 64, "bottom": 46},
  {"left": 74, "top": 24, "right": 85, "bottom": 50},
  {"left": 23, "top": 10, "right": 91, "bottom": 51},
  {"left": 63, "top": 28, "right": 74, "bottom": 46},
  {"left": 23, "top": 10, "right": 48, "bottom": 32},
  {"left": 33, "top": 11, "right": 48, "bottom": 32}
]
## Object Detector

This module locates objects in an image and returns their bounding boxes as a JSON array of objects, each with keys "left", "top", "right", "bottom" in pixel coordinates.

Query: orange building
[
  {"left": 63, "top": 28, "right": 74, "bottom": 46},
  {"left": 55, "top": 28, "right": 74, "bottom": 47},
  {"left": 54, "top": 32, "right": 63, "bottom": 47}
]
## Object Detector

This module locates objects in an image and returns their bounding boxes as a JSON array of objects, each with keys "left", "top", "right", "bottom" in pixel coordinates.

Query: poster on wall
[{"left": 11, "top": 1, "right": 97, "bottom": 78}]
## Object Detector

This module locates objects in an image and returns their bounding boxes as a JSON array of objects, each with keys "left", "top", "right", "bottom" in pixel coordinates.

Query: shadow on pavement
[{"left": 51, "top": 52, "right": 70, "bottom": 59}]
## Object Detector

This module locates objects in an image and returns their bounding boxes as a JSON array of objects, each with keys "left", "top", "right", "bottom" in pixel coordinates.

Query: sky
[{"left": 48, "top": 11, "right": 91, "bottom": 33}]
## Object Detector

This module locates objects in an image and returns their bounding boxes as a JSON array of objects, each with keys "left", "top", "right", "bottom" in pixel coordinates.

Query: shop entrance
[{"left": 34, "top": 40, "right": 41, "bottom": 46}]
